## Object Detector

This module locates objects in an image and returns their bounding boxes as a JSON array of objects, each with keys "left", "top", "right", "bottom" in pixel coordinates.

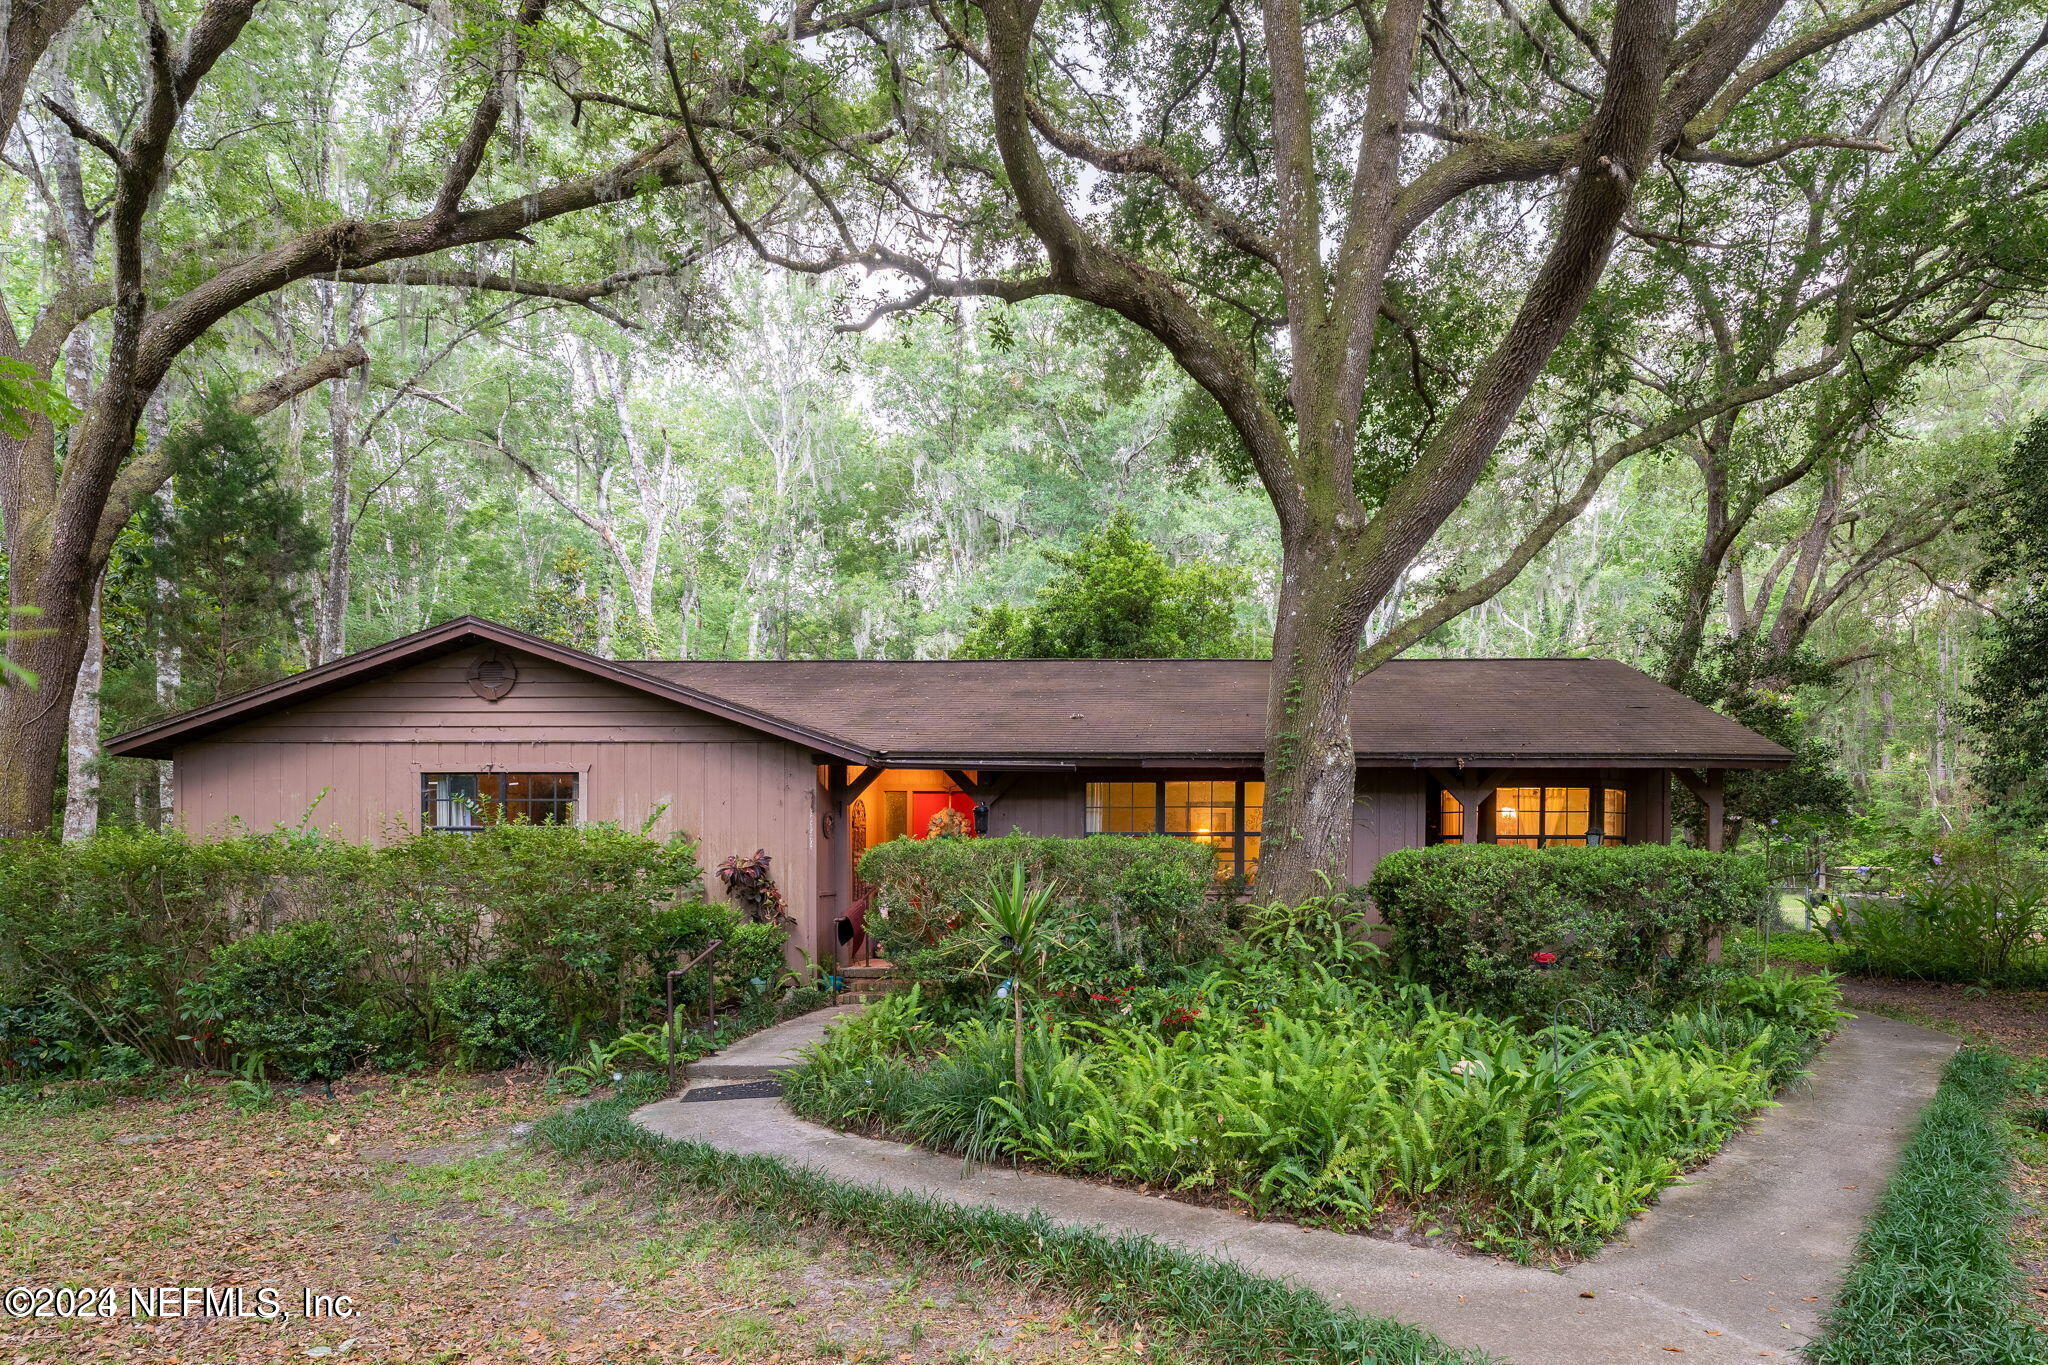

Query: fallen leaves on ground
[
  {"left": 0, "top": 1073, "right": 1167, "bottom": 1363},
  {"left": 1837, "top": 979, "right": 2048, "bottom": 1056}
]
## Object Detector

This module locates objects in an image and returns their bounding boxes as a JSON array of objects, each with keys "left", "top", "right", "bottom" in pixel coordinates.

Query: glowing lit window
[
  {"left": 1439, "top": 789, "right": 1466, "bottom": 841},
  {"left": 1086, "top": 780, "right": 1264, "bottom": 881},
  {"left": 1602, "top": 788, "right": 1628, "bottom": 843},
  {"left": 1433, "top": 784, "right": 1627, "bottom": 848}
]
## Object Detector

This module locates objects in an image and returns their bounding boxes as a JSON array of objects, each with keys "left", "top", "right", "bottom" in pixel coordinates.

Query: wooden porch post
[
  {"left": 1674, "top": 768, "right": 1728, "bottom": 851},
  {"left": 825, "top": 764, "right": 850, "bottom": 966},
  {"left": 1426, "top": 769, "right": 1497, "bottom": 844},
  {"left": 824, "top": 765, "right": 886, "bottom": 965}
]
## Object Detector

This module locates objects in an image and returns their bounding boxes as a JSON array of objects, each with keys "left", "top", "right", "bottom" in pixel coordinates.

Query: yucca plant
[{"left": 969, "top": 861, "right": 1063, "bottom": 1093}]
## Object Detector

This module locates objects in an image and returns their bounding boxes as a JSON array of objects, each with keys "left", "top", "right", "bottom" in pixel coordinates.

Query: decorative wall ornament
[{"left": 466, "top": 649, "right": 518, "bottom": 701}]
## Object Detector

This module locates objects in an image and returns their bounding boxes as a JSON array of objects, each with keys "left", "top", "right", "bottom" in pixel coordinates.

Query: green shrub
[
  {"left": 0, "top": 826, "right": 347, "bottom": 1073},
  {"left": 365, "top": 822, "right": 709, "bottom": 1032},
  {"left": 431, "top": 962, "right": 560, "bottom": 1067},
  {"left": 858, "top": 834, "right": 1217, "bottom": 999},
  {"left": 179, "top": 920, "right": 372, "bottom": 1082},
  {"left": 721, "top": 921, "right": 793, "bottom": 995},
  {"left": 1368, "top": 844, "right": 1768, "bottom": 1025},
  {"left": 0, "top": 824, "right": 758, "bottom": 1079},
  {"left": 788, "top": 950, "right": 1836, "bottom": 1259},
  {"left": 1810, "top": 1049, "right": 2036, "bottom": 1365}
]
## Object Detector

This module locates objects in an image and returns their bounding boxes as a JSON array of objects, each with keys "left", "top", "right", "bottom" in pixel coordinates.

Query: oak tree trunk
[
  {"left": 0, "top": 543, "right": 102, "bottom": 836},
  {"left": 1256, "top": 527, "right": 1371, "bottom": 898}
]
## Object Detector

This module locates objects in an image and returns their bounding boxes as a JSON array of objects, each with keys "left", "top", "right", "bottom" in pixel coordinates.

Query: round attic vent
[{"left": 466, "top": 650, "right": 518, "bottom": 701}]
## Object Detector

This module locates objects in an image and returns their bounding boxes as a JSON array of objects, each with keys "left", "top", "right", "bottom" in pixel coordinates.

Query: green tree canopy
[
  {"left": 959, "top": 514, "right": 1253, "bottom": 660},
  {"left": 116, "top": 389, "right": 322, "bottom": 703},
  {"left": 1964, "top": 415, "right": 2048, "bottom": 829}
]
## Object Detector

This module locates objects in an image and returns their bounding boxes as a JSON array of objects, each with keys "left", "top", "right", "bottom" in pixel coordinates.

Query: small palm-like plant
[{"left": 969, "top": 861, "right": 1062, "bottom": 1093}]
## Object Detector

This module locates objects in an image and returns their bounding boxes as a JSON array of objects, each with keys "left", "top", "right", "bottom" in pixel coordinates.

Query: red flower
[{"left": 1532, "top": 951, "right": 1557, "bottom": 965}]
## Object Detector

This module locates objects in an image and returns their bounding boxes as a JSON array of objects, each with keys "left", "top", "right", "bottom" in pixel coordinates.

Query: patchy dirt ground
[
  {"left": 0, "top": 1073, "right": 1177, "bottom": 1364},
  {"left": 1837, "top": 978, "right": 2048, "bottom": 1056}
]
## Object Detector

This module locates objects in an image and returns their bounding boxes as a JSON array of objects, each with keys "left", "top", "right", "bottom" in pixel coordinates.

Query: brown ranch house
[{"left": 107, "top": 617, "right": 1790, "bottom": 965}]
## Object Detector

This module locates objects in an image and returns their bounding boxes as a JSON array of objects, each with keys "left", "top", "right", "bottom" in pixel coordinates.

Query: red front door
[{"left": 910, "top": 790, "right": 977, "bottom": 839}]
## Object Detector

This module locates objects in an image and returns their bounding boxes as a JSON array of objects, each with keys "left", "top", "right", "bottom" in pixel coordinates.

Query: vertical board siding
[
  {"left": 1351, "top": 769, "right": 1428, "bottom": 895},
  {"left": 1625, "top": 770, "right": 1673, "bottom": 845},
  {"left": 987, "top": 774, "right": 1085, "bottom": 837},
  {"left": 170, "top": 645, "right": 818, "bottom": 951}
]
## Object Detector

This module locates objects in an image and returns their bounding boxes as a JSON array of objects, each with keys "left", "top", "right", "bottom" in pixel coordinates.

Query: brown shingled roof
[
  {"left": 628, "top": 657, "right": 1791, "bottom": 767},
  {"left": 105, "top": 617, "right": 1790, "bottom": 767}
]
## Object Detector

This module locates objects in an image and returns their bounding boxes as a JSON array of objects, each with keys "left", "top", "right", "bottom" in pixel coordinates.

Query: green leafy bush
[
  {"left": 0, "top": 824, "right": 777, "bottom": 1080},
  {"left": 179, "top": 920, "right": 372, "bottom": 1082},
  {"left": 0, "top": 826, "right": 348, "bottom": 1074},
  {"left": 1368, "top": 844, "right": 1768, "bottom": 1025},
  {"left": 787, "top": 950, "right": 1838, "bottom": 1259},
  {"left": 858, "top": 833, "right": 1217, "bottom": 999},
  {"left": 364, "top": 822, "right": 709, "bottom": 1032},
  {"left": 430, "top": 963, "right": 560, "bottom": 1068}
]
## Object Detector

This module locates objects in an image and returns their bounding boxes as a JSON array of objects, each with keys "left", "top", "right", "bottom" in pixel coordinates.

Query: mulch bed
[{"left": 1837, "top": 979, "right": 2048, "bottom": 1056}]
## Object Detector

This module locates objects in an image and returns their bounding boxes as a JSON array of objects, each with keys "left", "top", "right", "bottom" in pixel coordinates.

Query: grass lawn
[{"left": 0, "top": 1073, "right": 1172, "bottom": 1364}]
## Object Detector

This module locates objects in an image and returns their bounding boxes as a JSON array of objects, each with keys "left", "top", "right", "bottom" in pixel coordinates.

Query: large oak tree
[
  {"left": 648, "top": 0, "right": 2014, "bottom": 893},
  {"left": 0, "top": 0, "right": 905, "bottom": 834}
]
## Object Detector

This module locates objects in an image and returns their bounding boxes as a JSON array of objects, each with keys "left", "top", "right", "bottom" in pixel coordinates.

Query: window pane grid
[
  {"left": 1432, "top": 784, "right": 1628, "bottom": 849},
  {"left": 422, "top": 772, "right": 578, "bottom": 833},
  {"left": 1604, "top": 788, "right": 1628, "bottom": 842},
  {"left": 1085, "top": 780, "right": 1263, "bottom": 881}
]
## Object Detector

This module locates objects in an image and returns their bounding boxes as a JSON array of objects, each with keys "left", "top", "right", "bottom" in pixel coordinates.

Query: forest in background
[
  {"left": 37, "top": 267, "right": 2043, "bottom": 848},
  {"left": 3, "top": 0, "right": 2045, "bottom": 868}
]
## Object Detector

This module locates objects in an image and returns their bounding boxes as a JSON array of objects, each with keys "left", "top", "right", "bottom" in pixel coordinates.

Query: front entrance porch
[{"left": 817, "top": 765, "right": 1001, "bottom": 969}]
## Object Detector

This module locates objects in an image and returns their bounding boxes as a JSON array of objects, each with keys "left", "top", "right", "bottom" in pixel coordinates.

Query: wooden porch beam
[
  {"left": 943, "top": 768, "right": 1020, "bottom": 804},
  {"left": 1672, "top": 767, "right": 1727, "bottom": 851},
  {"left": 941, "top": 768, "right": 978, "bottom": 797},
  {"left": 1425, "top": 768, "right": 1499, "bottom": 844},
  {"left": 843, "top": 764, "right": 886, "bottom": 805}
]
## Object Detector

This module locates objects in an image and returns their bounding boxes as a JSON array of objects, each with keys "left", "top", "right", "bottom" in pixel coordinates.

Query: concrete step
[{"left": 684, "top": 1003, "right": 865, "bottom": 1082}]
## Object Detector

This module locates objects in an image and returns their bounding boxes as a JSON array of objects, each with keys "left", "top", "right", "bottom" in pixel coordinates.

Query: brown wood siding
[
  {"left": 1351, "top": 769, "right": 1429, "bottom": 890},
  {"left": 1625, "top": 770, "right": 1673, "bottom": 844},
  {"left": 987, "top": 774, "right": 1084, "bottom": 837},
  {"left": 169, "top": 646, "right": 821, "bottom": 957},
  {"left": 219, "top": 651, "right": 759, "bottom": 745}
]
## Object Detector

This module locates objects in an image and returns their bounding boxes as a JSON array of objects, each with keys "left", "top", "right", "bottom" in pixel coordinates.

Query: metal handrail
[{"left": 665, "top": 937, "right": 724, "bottom": 1092}]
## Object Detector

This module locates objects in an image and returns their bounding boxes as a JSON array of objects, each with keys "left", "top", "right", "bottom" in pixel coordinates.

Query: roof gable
[{"left": 104, "top": 618, "right": 872, "bottom": 761}]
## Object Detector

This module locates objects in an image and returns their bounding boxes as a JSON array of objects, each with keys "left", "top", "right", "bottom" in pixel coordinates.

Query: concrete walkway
[
  {"left": 685, "top": 1003, "right": 863, "bottom": 1082},
  {"left": 637, "top": 1012, "right": 1957, "bottom": 1364}
]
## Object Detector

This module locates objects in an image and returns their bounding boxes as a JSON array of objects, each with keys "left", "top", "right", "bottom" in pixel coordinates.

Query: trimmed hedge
[
  {"left": 0, "top": 825, "right": 781, "bottom": 1081},
  {"left": 1810, "top": 1048, "right": 2036, "bottom": 1364},
  {"left": 857, "top": 833, "right": 1219, "bottom": 996},
  {"left": 1368, "top": 844, "right": 1768, "bottom": 1024},
  {"left": 535, "top": 1092, "right": 1498, "bottom": 1365}
]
